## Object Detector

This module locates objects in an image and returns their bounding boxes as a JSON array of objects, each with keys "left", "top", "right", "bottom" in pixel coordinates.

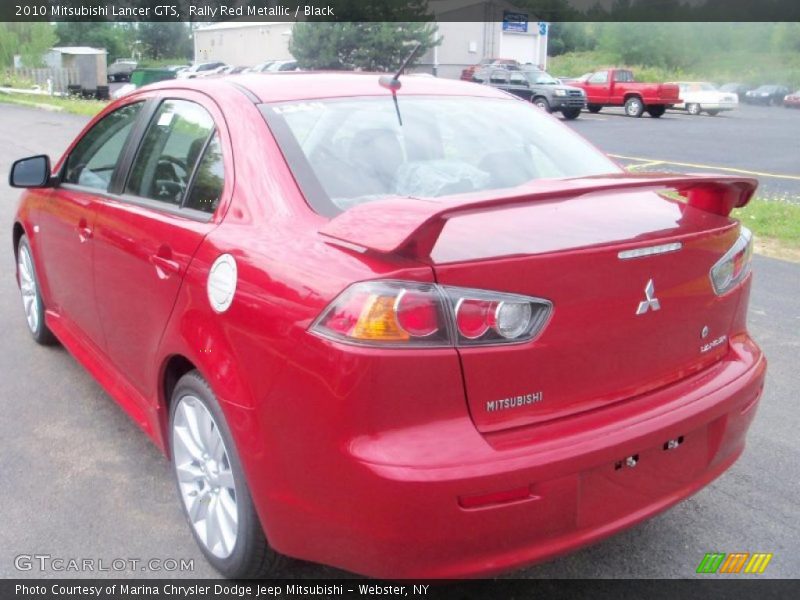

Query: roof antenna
[{"left": 379, "top": 42, "right": 423, "bottom": 126}]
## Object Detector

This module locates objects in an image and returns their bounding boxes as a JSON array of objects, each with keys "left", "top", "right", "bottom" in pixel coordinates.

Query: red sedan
[
  {"left": 10, "top": 73, "right": 765, "bottom": 579},
  {"left": 784, "top": 90, "right": 800, "bottom": 108}
]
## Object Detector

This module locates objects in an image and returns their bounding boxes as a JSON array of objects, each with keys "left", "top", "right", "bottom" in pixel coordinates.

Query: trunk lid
[
  {"left": 319, "top": 174, "right": 756, "bottom": 433},
  {"left": 432, "top": 190, "right": 741, "bottom": 432}
]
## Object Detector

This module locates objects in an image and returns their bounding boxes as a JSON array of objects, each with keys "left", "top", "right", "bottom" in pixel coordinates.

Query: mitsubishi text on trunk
[{"left": 9, "top": 73, "right": 766, "bottom": 579}]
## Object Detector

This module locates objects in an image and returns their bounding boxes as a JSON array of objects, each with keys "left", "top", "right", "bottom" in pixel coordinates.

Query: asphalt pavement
[
  {"left": 566, "top": 103, "right": 800, "bottom": 200},
  {"left": 0, "top": 103, "right": 798, "bottom": 580}
]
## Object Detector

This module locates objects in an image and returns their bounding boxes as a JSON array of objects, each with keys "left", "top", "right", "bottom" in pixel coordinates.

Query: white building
[
  {"left": 418, "top": 0, "right": 549, "bottom": 78},
  {"left": 193, "top": 22, "right": 294, "bottom": 66},
  {"left": 192, "top": 3, "right": 548, "bottom": 78}
]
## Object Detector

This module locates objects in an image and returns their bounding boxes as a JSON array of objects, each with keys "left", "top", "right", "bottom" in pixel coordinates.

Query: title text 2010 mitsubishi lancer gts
[{"left": 9, "top": 72, "right": 765, "bottom": 579}]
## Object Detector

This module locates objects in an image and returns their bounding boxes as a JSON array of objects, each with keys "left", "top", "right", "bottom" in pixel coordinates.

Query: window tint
[
  {"left": 126, "top": 100, "right": 214, "bottom": 205},
  {"left": 268, "top": 96, "right": 621, "bottom": 214},
  {"left": 64, "top": 103, "right": 143, "bottom": 191},
  {"left": 489, "top": 70, "right": 509, "bottom": 84},
  {"left": 510, "top": 72, "right": 528, "bottom": 86},
  {"left": 184, "top": 134, "right": 224, "bottom": 214},
  {"left": 588, "top": 71, "right": 608, "bottom": 84}
]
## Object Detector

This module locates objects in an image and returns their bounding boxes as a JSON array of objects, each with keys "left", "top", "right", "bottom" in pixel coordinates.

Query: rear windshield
[{"left": 262, "top": 95, "right": 620, "bottom": 216}]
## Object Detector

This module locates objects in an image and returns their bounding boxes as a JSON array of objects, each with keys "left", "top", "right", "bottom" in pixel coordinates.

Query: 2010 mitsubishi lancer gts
[{"left": 9, "top": 72, "right": 766, "bottom": 579}]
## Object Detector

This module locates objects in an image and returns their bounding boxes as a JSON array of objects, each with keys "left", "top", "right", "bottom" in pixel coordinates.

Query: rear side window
[
  {"left": 64, "top": 102, "right": 143, "bottom": 191},
  {"left": 125, "top": 100, "right": 215, "bottom": 206},
  {"left": 184, "top": 134, "right": 224, "bottom": 214},
  {"left": 510, "top": 72, "right": 528, "bottom": 86},
  {"left": 588, "top": 71, "right": 608, "bottom": 84},
  {"left": 489, "top": 70, "right": 509, "bottom": 84}
]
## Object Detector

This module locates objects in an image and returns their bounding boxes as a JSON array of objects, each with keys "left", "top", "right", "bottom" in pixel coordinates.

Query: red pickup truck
[{"left": 570, "top": 68, "right": 681, "bottom": 118}]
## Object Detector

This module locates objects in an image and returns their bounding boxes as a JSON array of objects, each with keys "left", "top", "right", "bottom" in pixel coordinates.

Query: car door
[
  {"left": 91, "top": 94, "right": 228, "bottom": 398},
  {"left": 508, "top": 71, "right": 533, "bottom": 100},
  {"left": 35, "top": 101, "right": 145, "bottom": 348},
  {"left": 584, "top": 70, "right": 610, "bottom": 104}
]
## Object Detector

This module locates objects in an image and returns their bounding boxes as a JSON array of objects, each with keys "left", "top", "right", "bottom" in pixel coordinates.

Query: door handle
[
  {"left": 150, "top": 255, "right": 181, "bottom": 279},
  {"left": 76, "top": 219, "right": 93, "bottom": 243},
  {"left": 150, "top": 250, "right": 181, "bottom": 280}
]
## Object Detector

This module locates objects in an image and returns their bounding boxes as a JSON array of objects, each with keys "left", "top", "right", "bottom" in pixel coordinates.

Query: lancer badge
[{"left": 636, "top": 279, "right": 661, "bottom": 315}]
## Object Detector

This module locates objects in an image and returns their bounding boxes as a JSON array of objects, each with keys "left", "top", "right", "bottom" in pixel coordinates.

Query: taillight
[
  {"left": 448, "top": 287, "right": 546, "bottom": 346},
  {"left": 310, "top": 281, "right": 450, "bottom": 347},
  {"left": 311, "top": 281, "right": 552, "bottom": 348},
  {"left": 710, "top": 226, "right": 753, "bottom": 295}
]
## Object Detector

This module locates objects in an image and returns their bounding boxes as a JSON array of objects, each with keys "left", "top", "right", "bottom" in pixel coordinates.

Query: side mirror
[{"left": 9, "top": 155, "right": 53, "bottom": 189}]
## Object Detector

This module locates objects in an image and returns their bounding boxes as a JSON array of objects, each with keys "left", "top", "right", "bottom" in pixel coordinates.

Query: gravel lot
[{"left": 0, "top": 102, "right": 798, "bottom": 580}]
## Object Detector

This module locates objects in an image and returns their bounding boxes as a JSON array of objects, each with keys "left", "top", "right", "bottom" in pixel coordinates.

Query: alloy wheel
[
  {"left": 18, "top": 245, "right": 39, "bottom": 334},
  {"left": 172, "top": 395, "right": 238, "bottom": 559},
  {"left": 626, "top": 99, "right": 643, "bottom": 116}
]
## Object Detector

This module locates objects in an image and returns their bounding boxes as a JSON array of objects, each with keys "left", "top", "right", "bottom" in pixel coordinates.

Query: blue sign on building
[{"left": 502, "top": 11, "right": 528, "bottom": 33}]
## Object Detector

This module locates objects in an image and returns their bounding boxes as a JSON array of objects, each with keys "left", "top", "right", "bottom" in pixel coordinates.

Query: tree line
[
  {"left": 2, "top": 18, "right": 798, "bottom": 75},
  {"left": 0, "top": 22, "right": 194, "bottom": 69},
  {"left": 549, "top": 22, "right": 800, "bottom": 69}
]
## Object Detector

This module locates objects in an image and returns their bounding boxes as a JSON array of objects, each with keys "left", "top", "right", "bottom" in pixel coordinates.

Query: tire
[
  {"left": 169, "top": 371, "right": 285, "bottom": 578},
  {"left": 686, "top": 103, "right": 701, "bottom": 116},
  {"left": 532, "top": 97, "right": 551, "bottom": 113},
  {"left": 624, "top": 96, "right": 644, "bottom": 117},
  {"left": 16, "top": 235, "right": 56, "bottom": 345},
  {"left": 647, "top": 106, "right": 666, "bottom": 118},
  {"left": 561, "top": 107, "right": 581, "bottom": 120},
  {"left": 587, "top": 104, "right": 602, "bottom": 113},
  {"left": 706, "top": 109, "right": 720, "bottom": 116}
]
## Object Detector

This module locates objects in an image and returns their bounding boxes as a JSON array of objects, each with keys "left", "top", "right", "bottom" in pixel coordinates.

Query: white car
[
  {"left": 176, "top": 62, "right": 228, "bottom": 79},
  {"left": 265, "top": 60, "right": 299, "bottom": 72},
  {"left": 671, "top": 82, "right": 738, "bottom": 116}
]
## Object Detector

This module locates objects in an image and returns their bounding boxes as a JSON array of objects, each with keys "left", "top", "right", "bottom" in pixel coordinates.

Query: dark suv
[{"left": 473, "top": 67, "right": 586, "bottom": 119}]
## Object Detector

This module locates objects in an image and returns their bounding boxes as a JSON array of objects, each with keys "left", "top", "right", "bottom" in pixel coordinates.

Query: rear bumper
[
  {"left": 677, "top": 101, "right": 737, "bottom": 111},
  {"left": 259, "top": 335, "right": 765, "bottom": 579},
  {"left": 701, "top": 101, "right": 738, "bottom": 111}
]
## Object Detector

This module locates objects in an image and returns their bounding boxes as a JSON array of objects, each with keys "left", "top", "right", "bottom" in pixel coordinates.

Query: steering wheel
[
  {"left": 160, "top": 155, "right": 187, "bottom": 172},
  {"left": 153, "top": 179, "right": 185, "bottom": 202}
]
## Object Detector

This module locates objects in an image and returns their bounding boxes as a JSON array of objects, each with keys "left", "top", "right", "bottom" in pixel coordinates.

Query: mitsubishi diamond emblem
[{"left": 636, "top": 279, "right": 661, "bottom": 315}]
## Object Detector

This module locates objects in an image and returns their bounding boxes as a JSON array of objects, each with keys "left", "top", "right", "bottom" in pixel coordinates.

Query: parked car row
[
  {"left": 110, "top": 60, "right": 302, "bottom": 99},
  {"left": 464, "top": 59, "right": 800, "bottom": 117},
  {"left": 668, "top": 82, "right": 799, "bottom": 112},
  {"left": 472, "top": 66, "right": 677, "bottom": 119},
  {"left": 175, "top": 60, "right": 299, "bottom": 79},
  {"left": 682, "top": 82, "right": 796, "bottom": 108}
]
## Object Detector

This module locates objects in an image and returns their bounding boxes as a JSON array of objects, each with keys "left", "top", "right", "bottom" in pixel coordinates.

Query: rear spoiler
[{"left": 319, "top": 173, "right": 757, "bottom": 260}]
